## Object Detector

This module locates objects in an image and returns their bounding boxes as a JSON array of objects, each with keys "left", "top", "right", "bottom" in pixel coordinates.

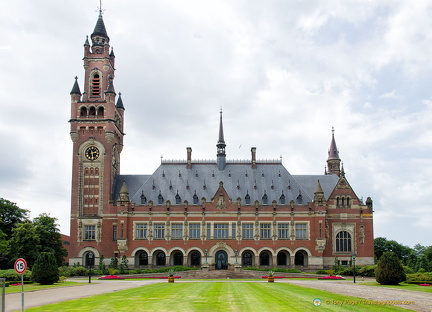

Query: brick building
[{"left": 68, "top": 12, "right": 374, "bottom": 271}]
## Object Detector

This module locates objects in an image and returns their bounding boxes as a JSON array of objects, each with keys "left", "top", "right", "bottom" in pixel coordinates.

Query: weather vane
[{"left": 97, "top": 0, "right": 105, "bottom": 15}]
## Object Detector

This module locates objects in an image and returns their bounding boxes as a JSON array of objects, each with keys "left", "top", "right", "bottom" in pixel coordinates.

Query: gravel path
[{"left": 283, "top": 279, "right": 432, "bottom": 312}]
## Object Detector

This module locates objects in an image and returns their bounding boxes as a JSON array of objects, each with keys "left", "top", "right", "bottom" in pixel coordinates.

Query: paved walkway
[{"left": 5, "top": 278, "right": 432, "bottom": 312}]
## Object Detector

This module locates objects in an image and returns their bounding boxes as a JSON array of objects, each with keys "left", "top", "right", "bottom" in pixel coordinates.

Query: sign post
[{"left": 14, "top": 258, "right": 27, "bottom": 312}]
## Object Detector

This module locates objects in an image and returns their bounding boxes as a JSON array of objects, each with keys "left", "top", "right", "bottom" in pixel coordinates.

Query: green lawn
[
  {"left": 26, "top": 282, "right": 411, "bottom": 312},
  {"left": 5, "top": 281, "right": 79, "bottom": 294}
]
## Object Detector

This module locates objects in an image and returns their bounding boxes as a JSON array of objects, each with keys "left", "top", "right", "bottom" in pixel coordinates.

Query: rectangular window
[
  {"left": 232, "top": 223, "right": 236, "bottom": 238},
  {"left": 214, "top": 223, "right": 229, "bottom": 239},
  {"left": 154, "top": 223, "right": 165, "bottom": 239},
  {"left": 242, "top": 223, "right": 254, "bottom": 239},
  {"left": 295, "top": 223, "right": 307, "bottom": 239},
  {"left": 171, "top": 223, "right": 183, "bottom": 239},
  {"left": 113, "top": 224, "right": 117, "bottom": 241},
  {"left": 207, "top": 223, "right": 211, "bottom": 239},
  {"left": 84, "top": 225, "right": 96, "bottom": 240},
  {"left": 260, "top": 223, "right": 271, "bottom": 239},
  {"left": 278, "top": 223, "right": 289, "bottom": 239},
  {"left": 135, "top": 223, "right": 147, "bottom": 239},
  {"left": 189, "top": 223, "right": 201, "bottom": 239}
]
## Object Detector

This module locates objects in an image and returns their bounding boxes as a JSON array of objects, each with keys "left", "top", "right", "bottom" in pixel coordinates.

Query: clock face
[{"left": 85, "top": 146, "right": 100, "bottom": 161}]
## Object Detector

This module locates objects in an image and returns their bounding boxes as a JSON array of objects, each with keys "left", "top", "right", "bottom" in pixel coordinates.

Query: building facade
[{"left": 68, "top": 13, "right": 374, "bottom": 271}]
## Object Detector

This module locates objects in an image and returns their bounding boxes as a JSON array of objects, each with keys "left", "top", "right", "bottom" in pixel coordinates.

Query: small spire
[
  {"left": 70, "top": 76, "right": 81, "bottom": 95},
  {"left": 118, "top": 179, "right": 130, "bottom": 203},
  {"left": 110, "top": 47, "right": 115, "bottom": 57},
  {"left": 116, "top": 92, "right": 125, "bottom": 110},
  {"left": 218, "top": 108, "right": 225, "bottom": 144},
  {"left": 314, "top": 180, "right": 324, "bottom": 194},
  {"left": 328, "top": 126, "right": 340, "bottom": 160},
  {"left": 105, "top": 76, "right": 116, "bottom": 95},
  {"left": 216, "top": 109, "right": 226, "bottom": 171},
  {"left": 84, "top": 35, "right": 90, "bottom": 46}
]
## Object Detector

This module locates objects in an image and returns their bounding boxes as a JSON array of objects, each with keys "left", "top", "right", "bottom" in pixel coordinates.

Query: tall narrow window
[
  {"left": 113, "top": 224, "right": 117, "bottom": 241},
  {"left": 278, "top": 223, "right": 289, "bottom": 239},
  {"left": 91, "top": 73, "right": 101, "bottom": 96},
  {"left": 231, "top": 223, "right": 236, "bottom": 238}
]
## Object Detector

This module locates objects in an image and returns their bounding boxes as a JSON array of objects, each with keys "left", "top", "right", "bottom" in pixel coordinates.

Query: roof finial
[
  {"left": 98, "top": 0, "right": 103, "bottom": 16},
  {"left": 332, "top": 126, "right": 335, "bottom": 136}
]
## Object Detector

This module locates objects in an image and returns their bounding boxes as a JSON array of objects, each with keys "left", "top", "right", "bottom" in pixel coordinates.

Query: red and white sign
[{"left": 14, "top": 258, "right": 27, "bottom": 274}]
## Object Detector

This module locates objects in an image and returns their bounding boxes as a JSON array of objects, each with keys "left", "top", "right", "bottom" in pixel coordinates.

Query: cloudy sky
[{"left": 1, "top": 0, "right": 431, "bottom": 248}]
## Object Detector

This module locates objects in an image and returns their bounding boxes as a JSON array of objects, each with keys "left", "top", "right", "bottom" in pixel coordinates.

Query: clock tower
[{"left": 69, "top": 11, "right": 125, "bottom": 249}]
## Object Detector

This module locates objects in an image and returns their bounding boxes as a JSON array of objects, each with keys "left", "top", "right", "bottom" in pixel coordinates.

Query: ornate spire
[
  {"left": 91, "top": 8, "right": 109, "bottom": 47},
  {"left": 116, "top": 92, "right": 125, "bottom": 110},
  {"left": 216, "top": 109, "right": 226, "bottom": 171},
  {"left": 70, "top": 76, "right": 81, "bottom": 95},
  {"left": 328, "top": 127, "right": 340, "bottom": 160}
]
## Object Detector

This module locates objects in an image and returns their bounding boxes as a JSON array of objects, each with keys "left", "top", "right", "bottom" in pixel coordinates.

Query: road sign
[{"left": 14, "top": 258, "right": 27, "bottom": 274}]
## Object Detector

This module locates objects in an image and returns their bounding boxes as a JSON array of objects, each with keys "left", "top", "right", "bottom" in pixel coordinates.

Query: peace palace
[{"left": 68, "top": 12, "right": 374, "bottom": 271}]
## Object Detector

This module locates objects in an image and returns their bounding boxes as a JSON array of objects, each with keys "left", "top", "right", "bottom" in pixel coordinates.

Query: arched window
[
  {"left": 193, "top": 192, "right": 199, "bottom": 205},
  {"left": 295, "top": 251, "right": 305, "bottom": 265},
  {"left": 139, "top": 251, "right": 148, "bottom": 265},
  {"left": 336, "top": 231, "right": 352, "bottom": 252},
  {"left": 91, "top": 73, "right": 101, "bottom": 96},
  {"left": 346, "top": 197, "right": 351, "bottom": 208},
  {"left": 173, "top": 252, "right": 183, "bottom": 266},
  {"left": 89, "top": 106, "right": 96, "bottom": 116},
  {"left": 242, "top": 251, "right": 252, "bottom": 266},
  {"left": 97, "top": 106, "right": 104, "bottom": 118},
  {"left": 156, "top": 252, "right": 166, "bottom": 266},
  {"left": 140, "top": 192, "right": 147, "bottom": 205},
  {"left": 279, "top": 193, "right": 285, "bottom": 204},
  {"left": 277, "top": 252, "right": 287, "bottom": 266},
  {"left": 158, "top": 192, "right": 164, "bottom": 205},
  {"left": 80, "top": 107, "right": 87, "bottom": 117},
  {"left": 190, "top": 251, "right": 201, "bottom": 266},
  {"left": 175, "top": 192, "right": 181, "bottom": 205},
  {"left": 260, "top": 252, "right": 270, "bottom": 266},
  {"left": 262, "top": 192, "right": 268, "bottom": 205},
  {"left": 245, "top": 192, "right": 251, "bottom": 205}
]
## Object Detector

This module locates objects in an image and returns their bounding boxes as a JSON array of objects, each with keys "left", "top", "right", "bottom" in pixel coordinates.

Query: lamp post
[
  {"left": 204, "top": 249, "right": 208, "bottom": 264},
  {"left": 352, "top": 253, "right": 357, "bottom": 283},
  {"left": 88, "top": 252, "right": 94, "bottom": 284},
  {"left": 234, "top": 249, "right": 238, "bottom": 264}
]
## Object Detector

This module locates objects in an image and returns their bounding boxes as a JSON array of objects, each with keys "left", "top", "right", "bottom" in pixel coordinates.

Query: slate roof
[
  {"left": 92, "top": 13, "right": 109, "bottom": 41},
  {"left": 113, "top": 161, "right": 339, "bottom": 206}
]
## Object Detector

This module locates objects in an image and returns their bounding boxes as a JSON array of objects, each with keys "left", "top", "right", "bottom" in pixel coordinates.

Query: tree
[
  {"left": 375, "top": 252, "right": 406, "bottom": 285},
  {"left": 0, "top": 198, "right": 29, "bottom": 238},
  {"left": 32, "top": 252, "right": 59, "bottom": 285},
  {"left": 33, "top": 214, "right": 67, "bottom": 266},
  {"left": 7, "top": 222, "right": 40, "bottom": 267},
  {"left": 374, "top": 237, "right": 412, "bottom": 264}
]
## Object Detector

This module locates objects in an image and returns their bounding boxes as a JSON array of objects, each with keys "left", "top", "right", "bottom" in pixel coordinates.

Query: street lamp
[
  {"left": 352, "top": 253, "right": 357, "bottom": 283},
  {"left": 234, "top": 249, "right": 238, "bottom": 264},
  {"left": 88, "top": 252, "right": 94, "bottom": 284},
  {"left": 204, "top": 249, "right": 208, "bottom": 264}
]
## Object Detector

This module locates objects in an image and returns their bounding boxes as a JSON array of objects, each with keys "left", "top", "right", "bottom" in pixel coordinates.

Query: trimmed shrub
[
  {"left": 32, "top": 252, "right": 59, "bottom": 285},
  {"left": 375, "top": 252, "right": 406, "bottom": 285}
]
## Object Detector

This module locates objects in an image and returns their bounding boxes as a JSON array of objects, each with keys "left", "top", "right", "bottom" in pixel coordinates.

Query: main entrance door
[{"left": 215, "top": 250, "right": 228, "bottom": 270}]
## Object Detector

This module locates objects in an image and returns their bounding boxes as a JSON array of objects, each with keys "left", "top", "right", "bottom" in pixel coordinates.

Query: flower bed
[
  {"left": 261, "top": 276, "right": 313, "bottom": 279},
  {"left": 418, "top": 283, "right": 430, "bottom": 286},
  {"left": 318, "top": 276, "right": 346, "bottom": 280},
  {"left": 98, "top": 275, "right": 125, "bottom": 280}
]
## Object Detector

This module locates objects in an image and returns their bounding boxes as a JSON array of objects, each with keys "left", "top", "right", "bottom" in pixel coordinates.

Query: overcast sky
[{"left": 1, "top": 0, "right": 431, "bottom": 248}]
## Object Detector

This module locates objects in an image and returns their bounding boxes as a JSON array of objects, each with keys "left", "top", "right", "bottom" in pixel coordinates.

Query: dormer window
[
  {"left": 245, "top": 192, "right": 251, "bottom": 205},
  {"left": 262, "top": 192, "right": 268, "bottom": 205},
  {"left": 175, "top": 192, "right": 181, "bottom": 205},
  {"left": 193, "top": 192, "right": 199, "bottom": 205},
  {"left": 279, "top": 193, "right": 286, "bottom": 205},
  {"left": 158, "top": 192, "right": 164, "bottom": 205}
]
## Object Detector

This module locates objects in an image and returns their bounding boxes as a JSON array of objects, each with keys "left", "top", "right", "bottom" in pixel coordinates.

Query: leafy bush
[
  {"left": 315, "top": 270, "right": 327, "bottom": 274},
  {"left": 32, "top": 252, "right": 59, "bottom": 285},
  {"left": 406, "top": 272, "right": 432, "bottom": 282},
  {"left": 0, "top": 269, "right": 32, "bottom": 281},
  {"left": 242, "top": 267, "right": 301, "bottom": 273},
  {"left": 375, "top": 252, "right": 406, "bottom": 285}
]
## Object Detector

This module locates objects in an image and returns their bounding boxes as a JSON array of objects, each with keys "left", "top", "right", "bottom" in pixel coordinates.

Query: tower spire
[
  {"left": 326, "top": 127, "right": 341, "bottom": 176},
  {"left": 216, "top": 109, "right": 226, "bottom": 171}
]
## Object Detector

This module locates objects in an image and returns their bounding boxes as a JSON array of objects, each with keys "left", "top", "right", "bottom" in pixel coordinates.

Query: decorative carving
[
  {"left": 315, "top": 238, "right": 326, "bottom": 253},
  {"left": 117, "top": 239, "right": 128, "bottom": 253},
  {"left": 70, "top": 131, "right": 78, "bottom": 143}
]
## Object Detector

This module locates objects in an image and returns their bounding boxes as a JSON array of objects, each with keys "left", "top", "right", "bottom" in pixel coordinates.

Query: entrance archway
[
  {"left": 85, "top": 252, "right": 95, "bottom": 267},
  {"left": 173, "top": 251, "right": 183, "bottom": 266},
  {"left": 155, "top": 251, "right": 166, "bottom": 266},
  {"left": 277, "top": 251, "right": 288, "bottom": 266},
  {"left": 190, "top": 251, "right": 201, "bottom": 266},
  {"left": 294, "top": 250, "right": 308, "bottom": 266},
  {"left": 242, "top": 251, "right": 253, "bottom": 266},
  {"left": 215, "top": 250, "right": 228, "bottom": 270}
]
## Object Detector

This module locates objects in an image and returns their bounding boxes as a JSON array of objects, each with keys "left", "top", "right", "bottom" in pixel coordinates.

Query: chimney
[
  {"left": 251, "top": 147, "right": 257, "bottom": 169},
  {"left": 187, "top": 147, "right": 192, "bottom": 169}
]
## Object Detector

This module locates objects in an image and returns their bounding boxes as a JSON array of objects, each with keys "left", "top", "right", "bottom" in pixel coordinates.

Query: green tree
[
  {"left": 99, "top": 255, "right": 107, "bottom": 275},
  {"left": 32, "top": 252, "right": 59, "bottom": 285},
  {"left": 7, "top": 222, "right": 40, "bottom": 267},
  {"left": 120, "top": 255, "right": 129, "bottom": 273},
  {"left": 33, "top": 214, "right": 67, "bottom": 266},
  {"left": 375, "top": 252, "right": 406, "bottom": 285},
  {"left": 0, "top": 198, "right": 29, "bottom": 238}
]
